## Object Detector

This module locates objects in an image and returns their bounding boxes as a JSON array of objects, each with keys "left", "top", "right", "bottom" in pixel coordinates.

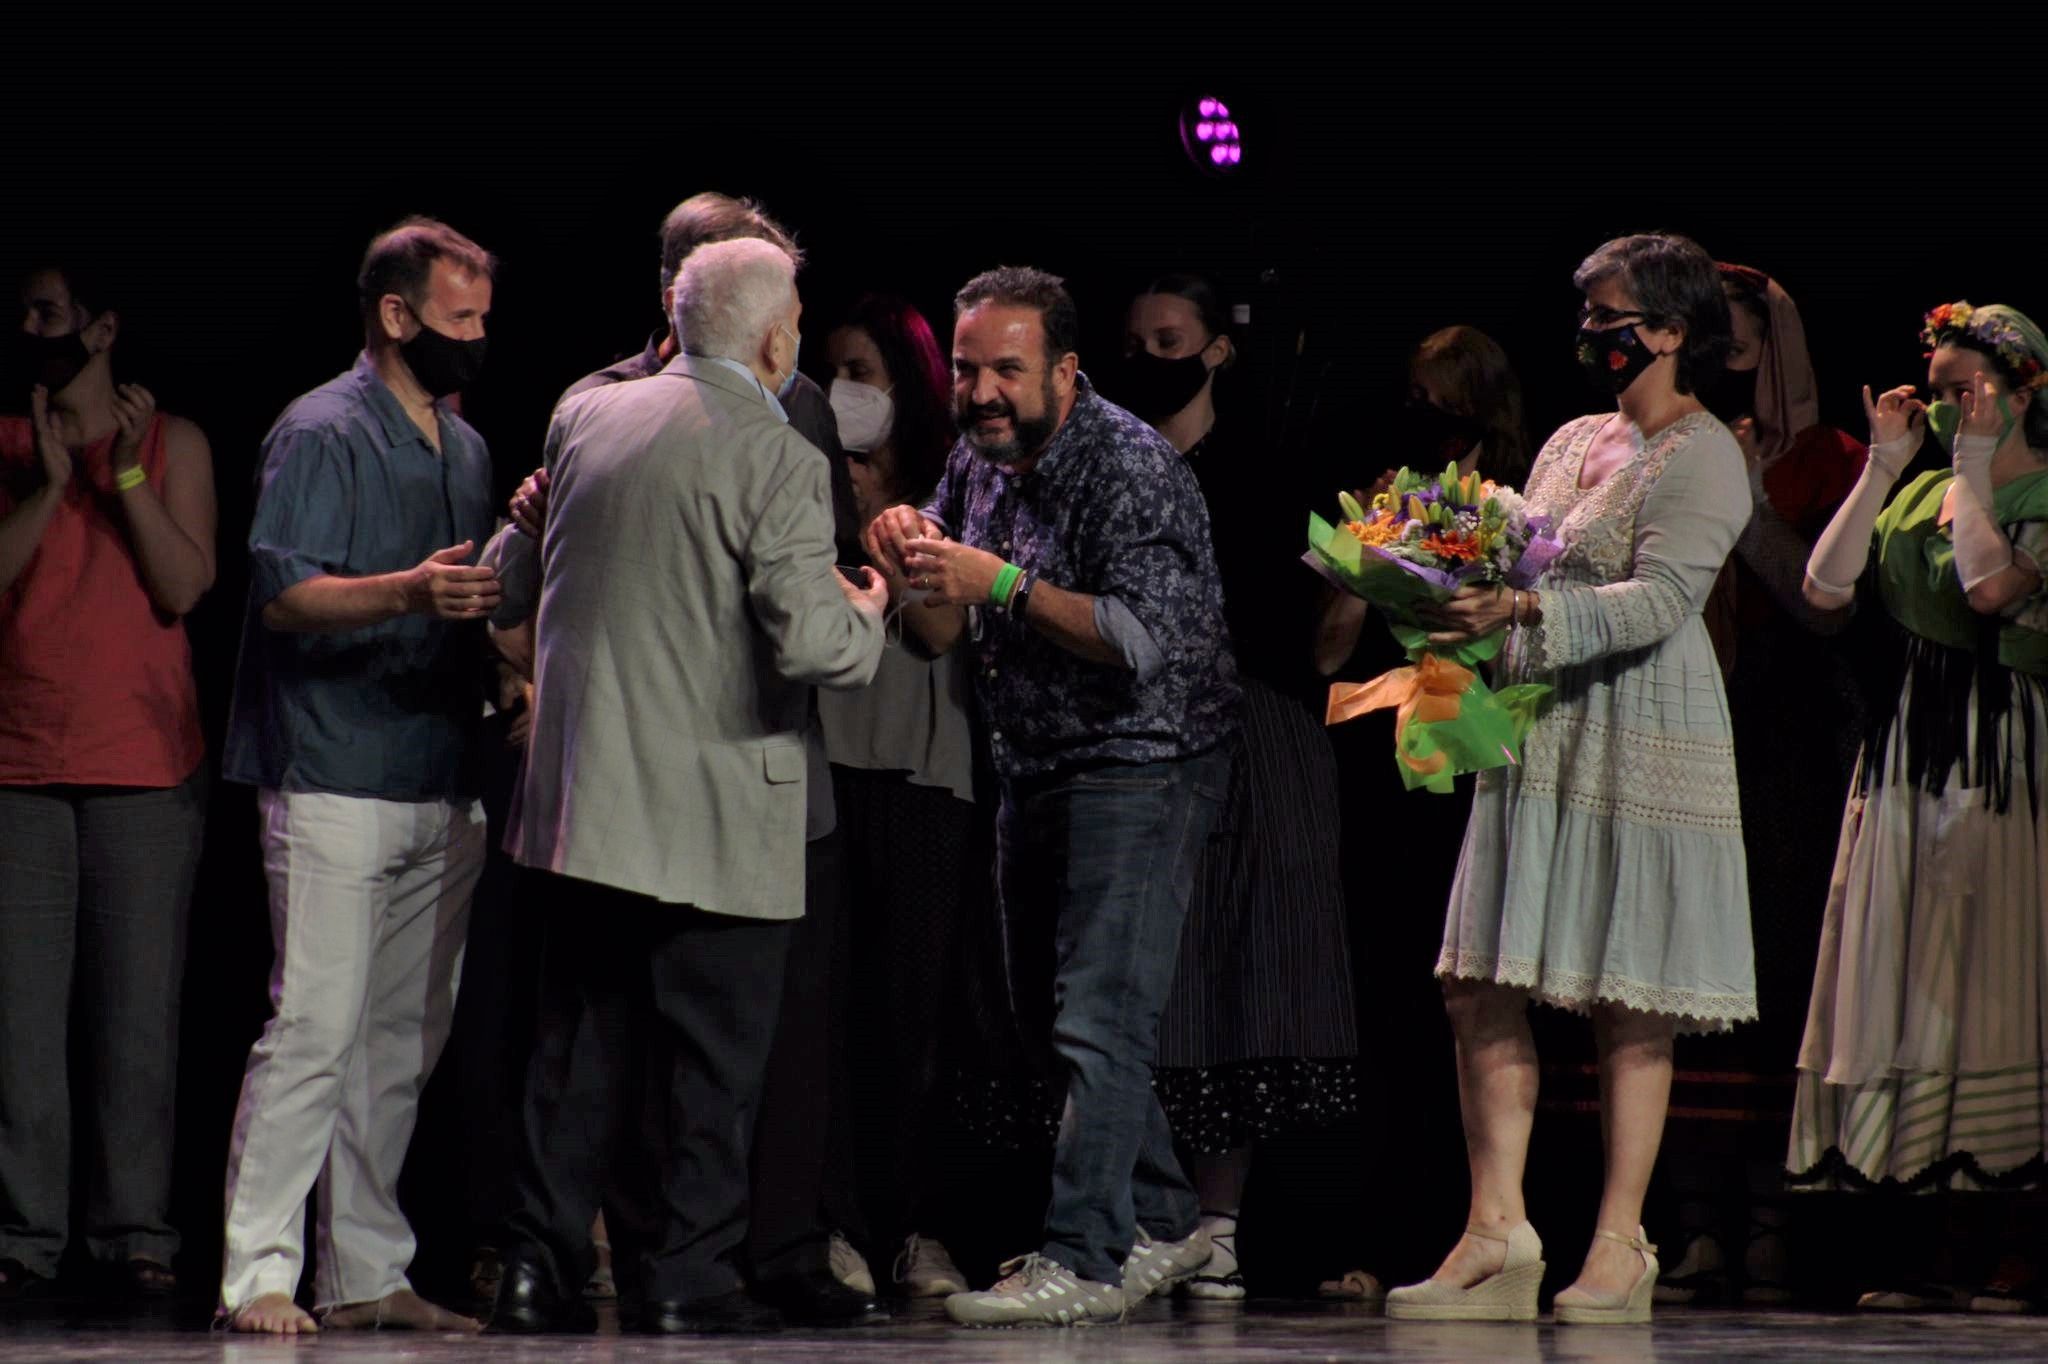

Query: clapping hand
[
  {"left": 1729, "top": 416, "right": 1762, "bottom": 470},
  {"left": 110, "top": 384, "right": 157, "bottom": 473},
  {"left": 28, "top": 386, "right": 70, "bottom": 492}
]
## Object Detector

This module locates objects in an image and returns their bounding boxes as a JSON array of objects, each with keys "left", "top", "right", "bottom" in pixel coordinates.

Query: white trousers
[{"left": 218, "top": 789, "right": 485, "bottom": 1314}]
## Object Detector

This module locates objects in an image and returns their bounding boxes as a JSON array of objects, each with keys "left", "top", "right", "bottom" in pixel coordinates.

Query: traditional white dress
[
  {"left": 1439, "top": 412, "right": 1758, "bottom": 1032},
  {"left": 1788, "top": 469, "right": 2048, "bottom": 1187}
]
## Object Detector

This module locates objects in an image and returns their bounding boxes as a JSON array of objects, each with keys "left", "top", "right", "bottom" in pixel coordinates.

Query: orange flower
[
  {"left": 1344, "top": 517, "right": 1402, "bottom": 547},
  {"left": 1421, "top": 531, "right": 1483, "bottom": 561}
]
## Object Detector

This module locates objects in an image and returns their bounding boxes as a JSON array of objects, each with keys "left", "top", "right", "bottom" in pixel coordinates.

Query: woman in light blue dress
[{"left": 1383, "top": 234, "right": 1756, "bottom": 1327}]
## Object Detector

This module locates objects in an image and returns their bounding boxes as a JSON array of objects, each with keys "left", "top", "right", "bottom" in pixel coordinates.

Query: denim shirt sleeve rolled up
[
  {"left": 223, "top": 352, "right": 498, "bottom": 801},
  {"left": 246, "top": 425, "right": 358, "bottom": 606}
]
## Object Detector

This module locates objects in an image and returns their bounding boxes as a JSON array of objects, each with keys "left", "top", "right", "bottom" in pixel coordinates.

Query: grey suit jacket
[
  {"left": 505, "top": 355, "right": 883, "bottom": 918},
  {"left": 484, "top": 365, "right": 846, "bottom": 839}
]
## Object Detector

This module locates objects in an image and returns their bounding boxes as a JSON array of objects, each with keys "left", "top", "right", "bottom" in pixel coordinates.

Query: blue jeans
[{"left": 996, "top": 748, "right": 1231, "bottom": 1284}]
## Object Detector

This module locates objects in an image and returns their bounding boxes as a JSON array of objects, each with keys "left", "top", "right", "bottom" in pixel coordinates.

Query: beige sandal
[
  {"left": 1554, "top": 1226, "right": 1659, "bottom": 1325},
  {"left": 1384, "top": 1222, "right": 1545, "bottom": 1322}
]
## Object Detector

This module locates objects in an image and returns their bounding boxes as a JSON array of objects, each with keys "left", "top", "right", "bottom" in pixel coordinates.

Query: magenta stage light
[{"left": 1180, "top": 95, "right": 1243, "bottom": 174}]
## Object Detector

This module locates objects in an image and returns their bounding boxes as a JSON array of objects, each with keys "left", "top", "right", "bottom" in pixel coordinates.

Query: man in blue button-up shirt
[
  {"left": 868, "top": 267, "right": 1239, "bottom": 1327},
  {"left": 218, "top": 218, "right": 501, "bottom": 1336}
]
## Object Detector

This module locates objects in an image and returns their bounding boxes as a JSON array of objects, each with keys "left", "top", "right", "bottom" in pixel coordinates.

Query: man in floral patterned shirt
[{"left": 867, "top": 266, "right": 1238, "bottom": 1327}]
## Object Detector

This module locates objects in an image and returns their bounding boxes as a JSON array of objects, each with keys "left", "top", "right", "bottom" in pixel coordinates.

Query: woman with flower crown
[{"left": 1789, "top": 302, "right": 2048, "bottom": 1307}]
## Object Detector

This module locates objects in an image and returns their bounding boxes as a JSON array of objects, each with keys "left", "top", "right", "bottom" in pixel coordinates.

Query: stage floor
[{"left": 1, "top": 1299, "right": 2040, "bottom": 1362}]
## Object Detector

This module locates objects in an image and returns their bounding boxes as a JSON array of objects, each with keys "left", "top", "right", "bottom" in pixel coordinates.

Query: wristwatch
[{"left": 1009, "top": 568, "right": 1037, "bottom": 619}]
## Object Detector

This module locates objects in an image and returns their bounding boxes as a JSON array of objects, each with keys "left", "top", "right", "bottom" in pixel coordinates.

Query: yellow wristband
[{"left": 113, "top": 464, "right": 148, "bottom": 493}]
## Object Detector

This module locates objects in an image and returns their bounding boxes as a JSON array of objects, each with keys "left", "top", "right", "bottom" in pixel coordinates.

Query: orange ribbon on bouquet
[{"left": 1324, "top": 653, "right": 1475, "bottom": 778}]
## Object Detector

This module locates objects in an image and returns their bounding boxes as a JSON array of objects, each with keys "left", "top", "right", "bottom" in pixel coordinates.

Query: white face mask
[{"left": 828, "top": 377, "right": 895, "bottom": 453}]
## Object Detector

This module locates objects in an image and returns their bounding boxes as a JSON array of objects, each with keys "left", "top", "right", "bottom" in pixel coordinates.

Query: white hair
[{"left": 673, "top": 237, "right": 797, "bottom": 365}]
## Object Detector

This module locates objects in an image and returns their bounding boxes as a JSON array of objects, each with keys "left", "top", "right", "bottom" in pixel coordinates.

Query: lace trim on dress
[
  {"left": 1527, "top": 414, "right": 1684, "bottom": 582},
  {"left": 1435, "top": 947, "right": 1757, "bottom": 1032},
  {"left": 1515, "top": 712, "right": 1744, "bottom": 833}
]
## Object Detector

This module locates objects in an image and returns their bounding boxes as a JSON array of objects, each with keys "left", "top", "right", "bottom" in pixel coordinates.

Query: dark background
[{"left": 14, "top": 14, "right": 2045, "bottom": 1304}]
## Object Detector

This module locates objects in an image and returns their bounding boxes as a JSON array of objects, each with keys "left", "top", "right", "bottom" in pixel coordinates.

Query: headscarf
[
  {"left": 1705, "top": 265, "right": 1831, "bottom": 678},
  {"left": 1920, "top": 301, "right": 2048, "bottom": 392},
  {"left": 1719, "top": 263, "right": 1820, "bottom": 463}
]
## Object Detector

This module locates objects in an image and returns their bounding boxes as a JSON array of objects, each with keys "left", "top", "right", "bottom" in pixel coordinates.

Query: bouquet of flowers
[{"left": 1304, "top": 463, "right": 1562, "bottom": 792}]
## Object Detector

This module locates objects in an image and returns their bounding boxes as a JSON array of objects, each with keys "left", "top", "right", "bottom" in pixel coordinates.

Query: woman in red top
[{"left": 0, "top": 265, "right": 215, "bottom": 1300}]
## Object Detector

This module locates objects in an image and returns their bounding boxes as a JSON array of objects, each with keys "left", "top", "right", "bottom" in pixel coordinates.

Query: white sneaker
[
  {"left": 1120, "top": 1226, "right": 1213, "bottom": 1304},
  {"left": 1179, "top": 1215, "right": 1246, "bottom": 1300},
  {"left": 894, "top": 1233, "right": 968, "bottom": 1298},
  {"left": 828, "top": 1232, "right": 876, "bottom": 1296},
  {"left": 946, "top": 1253, "right": 1127, "bottom": 1328}
]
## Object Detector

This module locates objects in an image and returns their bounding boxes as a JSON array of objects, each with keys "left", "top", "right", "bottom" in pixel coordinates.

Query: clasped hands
[
  {"left": 862, "top": 505, "right": 1005, "bottom": 608},
  {"left": 1417, "top": 584, "right": 1523, "bottom": 647}
]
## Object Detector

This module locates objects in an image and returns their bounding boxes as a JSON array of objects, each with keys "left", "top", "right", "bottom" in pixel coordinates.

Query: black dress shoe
[
  {"left": 755, "top": 1267, "right": 892, "bottom": 1324},
  {"left": 484, "top": 1258, "right": 596, "bottom": 1334},
  {"left": 638, "top": 1287, "right": 782, "bottom": 1334},
  {"left": 0, "top": 1259, "right": 56, "bottom": 1303},
  {"left": 96, "top": 1258, "right": 180, "bottom": 1302}
]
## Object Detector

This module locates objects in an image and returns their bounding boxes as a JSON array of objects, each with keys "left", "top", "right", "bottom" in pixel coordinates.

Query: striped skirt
[
  {"left": 1788, "top": 676, "right": 2048, "bottom": 1189},
  {"left": 1153, "top": 678, "right": 1360, "bottom": 1150}
]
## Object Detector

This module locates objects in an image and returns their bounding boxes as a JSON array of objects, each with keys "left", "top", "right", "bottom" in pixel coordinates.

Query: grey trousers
[{"left": 0, "top": 774, "right": 205, "bottom": 1277}]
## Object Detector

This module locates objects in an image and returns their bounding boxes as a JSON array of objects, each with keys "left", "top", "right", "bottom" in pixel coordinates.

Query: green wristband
[{"left": 990, "top": 562, "right": 1023, "bottom": 608}]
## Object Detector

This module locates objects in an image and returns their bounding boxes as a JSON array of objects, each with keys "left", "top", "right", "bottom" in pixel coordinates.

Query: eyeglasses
[{"left": 1578, "top": 303, "right": 1660, "bottom": 330}]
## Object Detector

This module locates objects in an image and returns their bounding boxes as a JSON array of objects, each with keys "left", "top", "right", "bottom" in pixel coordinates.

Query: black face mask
[
  {"left": 1575, "top": 323, "right": 1660, "bottom": 396},
  {"left": 14, "top": 330, "right": 94, "bottom": 397},
  {"left": 398, "top": 305, "right": 487, "bottom": 398},
  {"left": 1394, "top": 400, "right": 1486, "bottom": 469},
  {"left": 1701, "top": 364, "right": 1760, "bottom": 425},
  {"left": 1116, "top": 348, "right": 1213, "bottom": 422}
]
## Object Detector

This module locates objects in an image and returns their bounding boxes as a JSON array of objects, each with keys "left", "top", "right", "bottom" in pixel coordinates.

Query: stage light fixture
[{"left": 1181, "top": 95, "right": 1243, "bottom": 173}]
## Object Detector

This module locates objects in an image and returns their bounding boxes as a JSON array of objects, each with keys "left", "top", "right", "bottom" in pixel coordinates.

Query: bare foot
[
  {"left": 1425, "top": 1231, "right": 1508, "bottom": 1290},
  {"left": 232, "top": 1292, "right": 318, "bottom": 1334},
  {"left": 1317, "top": 1269, "right": 1385, "bottom": 1301},
  {"left": 322, "top": 1288, "right": 481, "bottom": 1332},
  {"left": 1557, "top": 1235, "right": 1651, "bottom": 1306}
]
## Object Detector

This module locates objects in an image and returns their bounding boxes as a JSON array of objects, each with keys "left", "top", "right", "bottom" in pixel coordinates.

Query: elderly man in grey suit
[{"left": 484, "top": 238, "right": 888, "bottom": 1336}]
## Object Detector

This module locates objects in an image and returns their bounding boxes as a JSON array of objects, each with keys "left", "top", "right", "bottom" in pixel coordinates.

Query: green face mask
[
  {"left": 1928, "top": 393, "right": 2020, "bottom": 452},
  {"left": 1927, "top": 399, "right": 1961, "bottom": 453}
]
